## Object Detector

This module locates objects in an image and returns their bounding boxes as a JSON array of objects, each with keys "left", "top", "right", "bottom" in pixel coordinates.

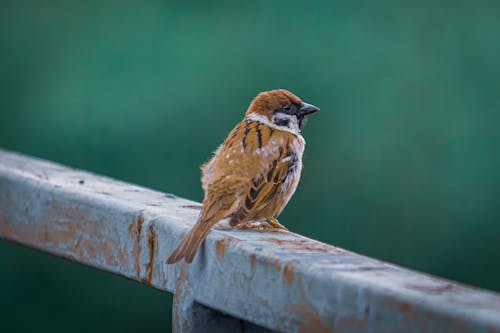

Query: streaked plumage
[{"left": 167, "top": 89, "right": 319, "bottom": 264}]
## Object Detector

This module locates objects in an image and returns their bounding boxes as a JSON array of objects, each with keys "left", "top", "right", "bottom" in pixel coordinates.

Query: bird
[{"left": 166, "top": 89, "right": 319, "bottom": 264}]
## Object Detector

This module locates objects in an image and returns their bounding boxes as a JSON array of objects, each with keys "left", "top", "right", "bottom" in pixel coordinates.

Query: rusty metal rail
[{"left": 1, "top": 149, "right": 499, "bottom": 333}]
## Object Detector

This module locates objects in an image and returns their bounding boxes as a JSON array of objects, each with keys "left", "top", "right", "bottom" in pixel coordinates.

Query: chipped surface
[{"left": 1, "top": 149, "right": 500, "bottom": 333}]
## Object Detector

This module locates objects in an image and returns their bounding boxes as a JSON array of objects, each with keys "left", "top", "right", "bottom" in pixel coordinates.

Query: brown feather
[
  {"left": 245, "top": 89, "right": 302, "bottom": 120},
  {"left": 166, "top": 89, "right": 310, "bottom": 264},
  {"left": 166, "top": 196, "right": 225, "bottom": 264}
]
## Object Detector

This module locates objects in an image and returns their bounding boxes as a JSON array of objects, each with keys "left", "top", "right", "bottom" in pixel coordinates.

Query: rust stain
[
  {"left": 250, "top": 253, "right": 256, "bottom": 271},
  {"left": 117, "top": 249, "right": 128, "bottom": 266},
  {"left": 265, "top": 237, "right": 346, "bottom": 254},
  {"left": 400, "top": 302, "right": 411, "bottom": 314},
  {"left": 383, "top": 297, "right": 415, "bottom": 323},
  {"left": 145, "top": 223, "right": 157, "bottom": 285},
  {"left": 489, "top": 324, "right": 499, "bottom": 333},
  {"left": 282, "top": 262, "right": 295, "bottom": 285},
  {"left": 0, "top": 201, "right": 129, "bottom": 269},
  {"left": 252, "top": 229, "right": 288, "bottom": 234},
  {"left": 173, "top": 265, "right": 190, "bottom": 332},
  {"left": 274, "top": 259, "right": 281, "bottom": 271},
  {"left": 406, "top": 283, "right": 456, "bottom": 294},
  {"left": 0, "top": 211, "right": 10, "bottom": 236},
  {"left": 384, "top": 297, "right": 477, "bottom": 333},
  {"left": 102, "top": 242, "right": 118, "bottom": 267},
  {"left": 215, "top": 238, "right": 238, "bottom": 260},
  {"left": 136, "top": 216, "right": 144, "bottom": 241},
  {"left": 256, "top": 255, "right": 282, "bottom": 273},
  {"left": 3, "top": 202, "right": 148, "bottom": 282},
  {"left": 128, "top": 219, "right": 135, "bottom": 236},
  {"left": 286, "top": 304, "right": 331, "bottom": 333},
  {"left": 285, "top": 279, "right": 332, "bottom": 333},
  {"left": 131, "top": 215, "right": 144, "bottom": 279},
  {"left": 336, "top": 312, "right": 369, "bottom": 332}
]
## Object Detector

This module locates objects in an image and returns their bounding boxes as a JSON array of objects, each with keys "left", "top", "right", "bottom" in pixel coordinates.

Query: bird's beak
[{"left": 298, "top": 102, "right": 320, "bottom": 116}]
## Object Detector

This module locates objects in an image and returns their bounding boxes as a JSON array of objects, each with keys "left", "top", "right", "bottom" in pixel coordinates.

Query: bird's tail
[{"left": 166, "top": 201, "right": 223, "bottom": 264}]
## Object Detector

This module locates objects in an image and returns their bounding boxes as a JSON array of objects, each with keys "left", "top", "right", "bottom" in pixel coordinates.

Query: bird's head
[{"left": 245, "top": 89, "right": 319, "bottom": 133}]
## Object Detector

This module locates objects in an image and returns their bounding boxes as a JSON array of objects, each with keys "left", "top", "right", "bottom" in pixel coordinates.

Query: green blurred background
[{"left": 1, "top": 1, "right": 499, "bottom": 332}]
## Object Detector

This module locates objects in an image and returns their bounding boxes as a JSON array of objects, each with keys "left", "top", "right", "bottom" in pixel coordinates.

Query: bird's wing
[
  {"left": 235, "top": 144, "right": 296, "bottom": 221},
  {"left": 201, "top": 120, "right": 296, "bottom": 221}
]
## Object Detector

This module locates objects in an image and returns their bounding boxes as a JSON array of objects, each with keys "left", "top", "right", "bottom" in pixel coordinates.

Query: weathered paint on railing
[{"left": 0, "top": 149, "right": 499, "bottom": 333}]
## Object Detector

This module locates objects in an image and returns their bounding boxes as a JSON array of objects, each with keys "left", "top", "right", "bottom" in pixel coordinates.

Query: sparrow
[{"left": 167, "top": 89, "right": 319, "bottom": 264}]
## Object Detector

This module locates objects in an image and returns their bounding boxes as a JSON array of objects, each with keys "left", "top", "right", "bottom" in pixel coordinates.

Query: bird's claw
[
  {"left": 267, "top": 217, "right": 288, "bottom": 230},
  {"left": 234, "top": 218, "right": 287, "bottom": 231}
]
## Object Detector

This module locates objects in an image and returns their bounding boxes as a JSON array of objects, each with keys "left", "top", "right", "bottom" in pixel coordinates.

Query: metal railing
[{"left": 1, "top": 149, "right": 499, "bottom": 333}]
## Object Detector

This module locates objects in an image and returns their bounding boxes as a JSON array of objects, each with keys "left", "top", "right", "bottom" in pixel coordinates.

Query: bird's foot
[
  {"left": 266, "top": 217, "right": 288, "bottom": 230},
  {"left": 233, "top": 218, "right": 288, "bottom": 231},
  {"left": 235, "top": 221, "right": 273, "bottom": 230},
  {"left": 233, "top": 221, "right": 287, "bottom": 231}
]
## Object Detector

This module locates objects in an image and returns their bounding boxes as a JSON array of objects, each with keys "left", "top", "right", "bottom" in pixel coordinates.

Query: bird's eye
[{"left": 283, "top": 104, "right": 292, "bottom": 112}]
